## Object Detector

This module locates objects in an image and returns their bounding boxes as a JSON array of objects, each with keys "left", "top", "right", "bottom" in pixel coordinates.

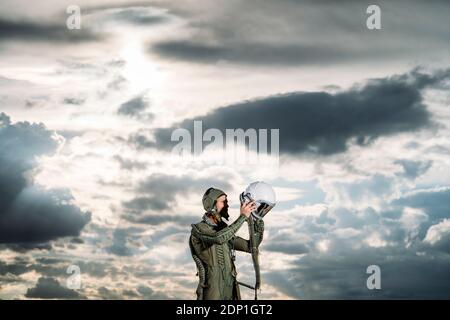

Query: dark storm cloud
[
  {"left": 1, "top": 257, "right": 115, "bottom": 282},
  {"left": 117, "top": 95, "right": 151, "bottom": 118},
  {"left": 0, "top": 259, "right": 29, "bottom": 276},
  {"left": 97, "top": 285, "right": 170, "bottom": 299},
  {"left": 104, "top": 7, "right": 169, "bottom": 25},
  {"left": 71, "top": 237, "right": 84, "bottom": 244},
  {"left": 264, "top": 270, "right": 302, "bottom": 299},
  {"left": 121, "top": 173, "right": 232, "bottom": 224},
  {"left": 128, "top": 131, "right": 157, "bottom": 149},
  {"left": 0, "top": 184, "right": 91, "bottom": 244},
  {"left": 34, "top": 258, "right": 115, "bottom": 278},
  {"left": 30, "top": 261, "right": 68, "bottom": 278},
  {"left": 152, "top": 41, "right": 351, "bottom": 66},
  {"left": 34, "top": 258, "right": 64, "bottom": 265},
  {"left": 150, "top": 0, "right": 450, "bottom": 66},
  {"left": 127, "top": 263, "right": 186, "bottom": 279},
  {"left": 75, "top": 261, "right": 116, "bottom": 278},
  {"left": 267, "top": 247, "right": 450, "bottom": 299},
  {"left": 0, "top": 112, "right": 91, "bottom": 244},
  {"left": 146, "top": 69, "right": 447, "bottom": 156},
  {"left": 120, "top": 258, "right": 190, "bottom": 282},
  {"left": 136, "top": 285, "right": 171, "bottom": 299},
  {"left": 0, "top": 17, "right": 101, "bottom": 43},
  {"left": 106, "top": 228, "right": 137, "bottom": 256},
  {"left": 338, "top": 182, "right": 450, "bottom": 247},
  {"left": 393, "top": 187, "right": 450, "bottom": 222},
  {"left": 25, "top": 277, "right": 83, "bottom": 299},
  {"left": 123, "top": 196, "right": 169, "bottom": 212},
  {"left": 262, "top": 182, "right": 450, "bottom": 299},
  {"left": 0, "top": 272, "right": 21, "bottom": 285},
  {"left": 97, "top": 286, "right": 123, "bottom": 299},
  {"left": 6, "top": 243, "right": 53, "bottom": 252},
  {"left": 264, "top": 242, "right": 309, "bottom": 255}
]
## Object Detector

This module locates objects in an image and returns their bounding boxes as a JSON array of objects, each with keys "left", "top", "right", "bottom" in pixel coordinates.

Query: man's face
[{"left": 215, "top": 195, "right": 228, "bottom": 217}]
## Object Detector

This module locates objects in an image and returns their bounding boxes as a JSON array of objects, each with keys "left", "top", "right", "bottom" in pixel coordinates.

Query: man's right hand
[{"left": 240, "top": 201, "right": 256, "bottom": 218}]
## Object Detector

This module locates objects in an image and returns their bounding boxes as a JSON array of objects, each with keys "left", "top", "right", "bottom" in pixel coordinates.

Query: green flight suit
[{"left": 190, "top": 214, "right": 264, "bottom": 300}]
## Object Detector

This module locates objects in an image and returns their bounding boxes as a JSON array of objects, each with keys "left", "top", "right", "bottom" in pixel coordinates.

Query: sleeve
[
  {"left": 191, "top": 215, "right": 247, "bottom": 245},
  {"left": 233, "top": 236, "right": 250, "bottom": 252},
  {"left": 233, "top": 218, "right": 265, "bottom": 252},
  {"left": 254, "top": 218, "right": 265, "bottom": 247}
]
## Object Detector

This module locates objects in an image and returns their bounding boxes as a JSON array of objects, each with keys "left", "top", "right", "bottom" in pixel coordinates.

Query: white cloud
[
  {"left": 364, "top": 232, "right": 389, "bottom": 248},
  {"left": 424, "top": 219, "right": 450, "bottom": 246},
  {"left": 316, "top": 239, "right": 330, "bottom": 252},
  {"left": 401, "top": 207, "right": 428, "bottom": 230}
]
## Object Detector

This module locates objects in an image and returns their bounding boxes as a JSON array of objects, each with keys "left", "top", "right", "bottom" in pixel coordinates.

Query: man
[{"left": 189, "top": 187, "right": 265, "bottom": 300}]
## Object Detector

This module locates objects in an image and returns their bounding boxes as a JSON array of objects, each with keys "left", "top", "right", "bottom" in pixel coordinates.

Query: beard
[{"left": 219, "top": 206, "right": 229, "bottom": 220}]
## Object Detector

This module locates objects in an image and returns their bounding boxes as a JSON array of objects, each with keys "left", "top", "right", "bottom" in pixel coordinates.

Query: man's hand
[{"left": 240, "top": 200, "right": 256, "bottom": 218}]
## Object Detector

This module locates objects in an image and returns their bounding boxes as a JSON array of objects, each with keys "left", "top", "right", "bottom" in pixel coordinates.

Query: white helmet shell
[{"left": 241, "top": 181, "right": 276, "bottom": 219}]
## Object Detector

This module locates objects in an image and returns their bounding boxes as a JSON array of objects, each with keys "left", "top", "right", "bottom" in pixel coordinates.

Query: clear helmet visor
[
  {"left": 240, "top": 192, "right": 275, "bottom": 220},
  {"left": 255, "top": 201, "right": 275, "bottom": 218}
]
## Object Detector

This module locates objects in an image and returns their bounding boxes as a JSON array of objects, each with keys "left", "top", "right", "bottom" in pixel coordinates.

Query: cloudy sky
[{"left": 1, "top": 0, "right": 450, "bottom": 299}]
